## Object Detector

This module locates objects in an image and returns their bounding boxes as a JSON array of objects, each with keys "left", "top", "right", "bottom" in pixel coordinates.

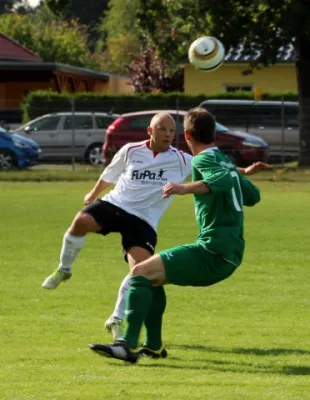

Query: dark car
[
  {"left": 0, "top": 128, "right": 41, "bottom": 170},
  {"left": 102, "top": 110, "right": 269, "bottom": 166}
]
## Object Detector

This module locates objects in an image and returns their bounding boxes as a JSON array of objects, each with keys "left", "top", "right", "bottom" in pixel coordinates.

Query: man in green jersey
[{"left": 89, "top": 107, "right": 261, "bottom": 363}]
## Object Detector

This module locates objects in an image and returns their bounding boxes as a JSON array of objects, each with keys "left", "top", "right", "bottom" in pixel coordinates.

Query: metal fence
[{"left": 0, "top": 97, "right": 309, "bottom": 169}]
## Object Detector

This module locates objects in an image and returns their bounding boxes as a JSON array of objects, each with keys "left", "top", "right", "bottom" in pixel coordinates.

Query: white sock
[
  {"left": 58, "top": 231, "right": 86, "bottom": 272},
  {"left": 111, "top": 274, "right": 131, "bottom": 320}
]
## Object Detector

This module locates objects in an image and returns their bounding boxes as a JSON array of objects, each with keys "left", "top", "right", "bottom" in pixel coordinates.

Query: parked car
[
  {"left": 15, "top": 112, "right": 119, "bottom": 165},
  {"left": 199, "top": 99, "right": 299, "bottom": 161},
  {"left": 0, "top": 127, "right": 41, "bottom": 170},
  {"left": 102, "top": 110, "right": 269, "bottom": 166}
]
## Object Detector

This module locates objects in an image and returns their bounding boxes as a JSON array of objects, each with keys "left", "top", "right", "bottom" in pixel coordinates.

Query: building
[
  {"left": 0, "top": 33, "right": 132, "bottom": 125},
  {"left": 184, "top": 43, "right": 297, "bottom": 95}
]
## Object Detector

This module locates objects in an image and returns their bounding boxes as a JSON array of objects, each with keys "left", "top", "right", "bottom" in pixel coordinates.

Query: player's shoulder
[
  {"left": 122, "top": 140, "right": 147, "bottom": 152},
  {"left": 120, "top": 140, "right": 148, "bottom": 159},
  {"left": 169, "top": 146, "right": 193, "bottom": 164}
]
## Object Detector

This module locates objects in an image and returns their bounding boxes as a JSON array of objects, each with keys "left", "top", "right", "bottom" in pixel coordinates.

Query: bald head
[
  {"left": 150, "top": 113, "right": 176, "bottom": 129},
  {"left": 147, "top": 112, "right": 176, "bottom": 152}
]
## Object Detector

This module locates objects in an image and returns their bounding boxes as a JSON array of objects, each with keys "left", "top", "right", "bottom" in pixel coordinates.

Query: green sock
[
  {"left": 144, "top": 286, "right": 166, "bottom": 351},
  {"left": 123, "top": 276, "right": 152, "bottom": 349}
]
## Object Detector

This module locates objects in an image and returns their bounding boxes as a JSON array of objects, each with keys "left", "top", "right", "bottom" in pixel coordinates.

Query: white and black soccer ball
[{"left": 188, "top": 36, "right": 225, "bottom": 72}]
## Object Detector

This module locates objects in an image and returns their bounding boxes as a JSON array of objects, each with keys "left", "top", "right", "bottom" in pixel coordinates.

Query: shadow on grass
[
  {"left": 171, "top": 344, "right": 310, "bottom": 357},
  {"left": 130, "top": 344, "right": 310, "bottom": 375}
]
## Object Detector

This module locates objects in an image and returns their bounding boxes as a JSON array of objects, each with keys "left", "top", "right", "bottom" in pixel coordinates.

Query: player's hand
[
  {"left": 84, "top": 192, "right": 96, "bottom": 205},
  {"left": 245, "top": 162, "right": 271, "bottom": 175},
  {"left": 162, "top": 183, "right": 186, "bottom": 198}
]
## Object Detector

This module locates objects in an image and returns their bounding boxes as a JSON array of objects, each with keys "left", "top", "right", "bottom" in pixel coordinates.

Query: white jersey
[{"left": 101, "top": 140, "right": 193, "bottom": 232}]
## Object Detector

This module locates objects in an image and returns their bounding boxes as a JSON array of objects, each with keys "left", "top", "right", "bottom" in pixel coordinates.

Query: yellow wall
[
  {"left": 107, "top": 76, "right": 133, "bottom": 94},
  {"left": 184, "top": 63, "right": 297, "bottom": 94}
]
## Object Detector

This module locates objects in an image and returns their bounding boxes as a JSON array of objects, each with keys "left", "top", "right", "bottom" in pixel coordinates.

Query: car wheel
[
  {"left": 85, "top": 144, "right": 103, "bottom": 166},
  {"left": 0, "top": 150, "right": 16, "bottom": 170}
]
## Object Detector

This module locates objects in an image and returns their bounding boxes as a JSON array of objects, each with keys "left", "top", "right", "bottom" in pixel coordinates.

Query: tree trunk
[{"left": 295, "top": 36, "right": 310, "bottom": 167}]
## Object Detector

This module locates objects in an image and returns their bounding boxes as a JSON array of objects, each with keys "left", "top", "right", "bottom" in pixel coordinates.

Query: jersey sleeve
[
  {"left": 239, "top": 176, "right": 261, "bottom": 206},
  {"left": 100, "top": 144, "right": 128, "bottom": 184},
  {"left": 192, "top": 154, "right": 233, "bottom": 194}
]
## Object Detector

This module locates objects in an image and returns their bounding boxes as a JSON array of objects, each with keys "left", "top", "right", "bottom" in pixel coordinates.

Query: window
[
  {"left": 251, "top": 106, "right": 282, "bottom": 127},
  {"left": 205, "top": 106, "right": 252, "bottom": 129},
  {"left": 64, "top": 115, "right": 93, "bottom": 130},
  {"left": 225, "top": 84, "right": 253, "bottom": 92},
  {"left": 284, "top": 106, "right": 299, "bottom": 127},
  {"left": 28, "top": 115, "right": 61, "bottom": 131},
  {"left": 172, "top": 115, "right": 184, "bottom": 134},
  {"left": 129, "top": 116, "right": 152, "bottom": 130},
  {"left": 95, "top": 115, "right": 116, "bottom": 129}
]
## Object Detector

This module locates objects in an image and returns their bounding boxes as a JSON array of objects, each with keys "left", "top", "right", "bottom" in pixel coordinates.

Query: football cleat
[
  {"left": 89, "top": 341, "right": 139, "bottom": 363},
  {"left": 42, "top": 269, "right": 72, "bottom": 289},
  {"left": 104, "top": 316, "right": 124, "bottom": 341},
  {"left": 139, "top": 344, "right": 168, "bottom": 359}
]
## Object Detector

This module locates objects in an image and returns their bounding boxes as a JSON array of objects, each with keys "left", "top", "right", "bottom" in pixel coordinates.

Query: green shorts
[{"left": 160, "top": 242, "right": 238, "bottom": 287}]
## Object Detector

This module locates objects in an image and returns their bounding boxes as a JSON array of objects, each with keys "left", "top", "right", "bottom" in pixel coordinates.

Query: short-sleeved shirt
[
  {"left": 101, "top": 140, "right": 193, "bottom": 232},
  {"left": 192, "top": 147, "right": 260, "bottom": 266}
]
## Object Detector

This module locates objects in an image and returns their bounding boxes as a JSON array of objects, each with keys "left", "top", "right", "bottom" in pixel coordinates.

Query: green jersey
[{"left": 191, "top": 147, "right": 260, "bottom": 266}]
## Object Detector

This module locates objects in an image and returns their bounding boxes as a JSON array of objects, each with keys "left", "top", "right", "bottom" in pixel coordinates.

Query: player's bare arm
[
  {"left": 84, "top": 178, "right": 111, "bottom": 205},
  {"left": 162, "top": 181, "right": 210, "bottom": 198},
  {"left": 238, "top": 162, "right": 270, "bottom": 176}
]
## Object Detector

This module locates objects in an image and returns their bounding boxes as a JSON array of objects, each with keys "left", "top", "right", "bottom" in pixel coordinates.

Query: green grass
[{"left": 1, "top": 181, "right": 310, "bottom": 400}]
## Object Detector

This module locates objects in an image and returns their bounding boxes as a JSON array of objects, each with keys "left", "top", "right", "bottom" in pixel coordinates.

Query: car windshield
[{"left": 215, "top": 122, "right": 229, "bottom": 132}]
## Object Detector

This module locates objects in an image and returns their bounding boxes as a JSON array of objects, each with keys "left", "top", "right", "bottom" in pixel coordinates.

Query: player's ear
[
  {"left": 147, "top": 126, "right": 152, "bottom": 137},
  {"left": 184, "top": 129, "right": 191, "bottom": 141}
]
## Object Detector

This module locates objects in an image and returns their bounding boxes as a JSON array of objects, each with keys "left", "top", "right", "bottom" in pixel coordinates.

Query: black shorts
[{"left": 83, "top": 199, "right": 157, "bottom": 260}]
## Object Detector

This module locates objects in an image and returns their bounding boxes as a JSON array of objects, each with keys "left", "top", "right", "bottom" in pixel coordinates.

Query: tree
[
  {"left": 0, "top": 0, "right": 15, "bottom": 13},
  {"left": 136, "top": 0, "right": 310, "bottom": 167},
  {"left": 125, "top": 41, "right": 183, "bottom": 92},
  {"left": 0, "top": 10, "right": 99, "bottom": 68},
  {"left": 46, "top": 0, "right": 109, "bottom": 50},
  {"left": 96, "top": 0, "right": 140, "bottom": 75}
]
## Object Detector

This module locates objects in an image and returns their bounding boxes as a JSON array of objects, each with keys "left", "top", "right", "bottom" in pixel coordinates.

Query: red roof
[{"left": 0, "top": 33, "right": 41, "bottom": 62}]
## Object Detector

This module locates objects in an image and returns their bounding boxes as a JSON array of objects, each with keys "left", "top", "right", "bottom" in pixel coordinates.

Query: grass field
[{"left": 1, "top": 180, "right": 310, "bottom": 400}]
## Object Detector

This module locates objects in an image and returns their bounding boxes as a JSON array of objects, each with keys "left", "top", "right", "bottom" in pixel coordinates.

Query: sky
[{"left": 28, "top": 0, "right": 40, "bottom": 7}]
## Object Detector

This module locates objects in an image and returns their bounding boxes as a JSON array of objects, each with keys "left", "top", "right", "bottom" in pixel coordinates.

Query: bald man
[{"left": 42, "top": 112, "right": 192, "bottom": 291}]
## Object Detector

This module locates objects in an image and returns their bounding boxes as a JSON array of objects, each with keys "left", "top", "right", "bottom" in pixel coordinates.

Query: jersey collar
[{"left": 199, "top": 146, "right": 218, "bottom": 154}]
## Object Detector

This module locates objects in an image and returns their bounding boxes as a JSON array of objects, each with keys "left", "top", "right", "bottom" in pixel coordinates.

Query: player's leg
[
  {"left": 90, "top": 244, "right": 237, "bottom": 363},
  {"left": 42, "top": 200, "right": 115, "bottom": 289},
  {"left": 104, "top": 247, "right": 152, "bottom": 341},
  {"left": 104, "top": 214, "right": 157, "bottom": 341},
  {"left": 90, "top": 254, "right": 167, "bottom": 362}
]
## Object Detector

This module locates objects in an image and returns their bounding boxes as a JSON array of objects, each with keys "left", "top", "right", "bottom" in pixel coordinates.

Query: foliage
[
  {"left": 95, "top": 0, "right": 140, "bottom": 75},
  {"left": 0, "top": 10, "right": 100, "bottom": 68},
  {"left": 125, "top": 41, "right": 183, "bottom": 92},
  {"left": 46, "top": 0, "right": 109, "bottom": 49},
  {"left": 0, "top": 0, "right": 15, "bottom": 13}
]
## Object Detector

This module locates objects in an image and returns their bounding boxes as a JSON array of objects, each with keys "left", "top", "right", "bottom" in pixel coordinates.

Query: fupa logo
[{"left": 132, "top": 169, "right": 167, "bottom": 180}]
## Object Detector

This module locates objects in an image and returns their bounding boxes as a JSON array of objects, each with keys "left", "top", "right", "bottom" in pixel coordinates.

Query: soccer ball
[{"left": 188, "top": 36, "right": 225, "bottom": 72}]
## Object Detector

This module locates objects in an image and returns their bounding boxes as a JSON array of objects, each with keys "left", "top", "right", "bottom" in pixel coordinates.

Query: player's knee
[
  {"left": 70, "top": 212, "right": 97, "bottom": 235},
  {"left": 131, "top": 264, "right": 149, "bottom": 278}
]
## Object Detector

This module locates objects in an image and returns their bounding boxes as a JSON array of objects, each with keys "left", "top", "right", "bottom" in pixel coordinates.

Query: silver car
[
  {"left": 199, "top": 100, "right": 299, "bottom": 161},
  {"left": 15, "top": 112, "right": 119, "bottom": 165}
]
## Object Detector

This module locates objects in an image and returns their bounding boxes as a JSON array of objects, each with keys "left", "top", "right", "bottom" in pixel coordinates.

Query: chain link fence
[{"left": 1, "top": 97, "right": 309, "bottom": 170}]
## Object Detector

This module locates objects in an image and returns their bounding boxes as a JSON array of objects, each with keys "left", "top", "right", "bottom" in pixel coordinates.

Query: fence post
[
  {"left": 280, "top": 96, "right": 285, "bottom": 167},
  {"left": 70, "top": 97, "right": 76, "bottom": 171},
  {"left": 175, "top": 97, "right": 180, "bottom": 149}
]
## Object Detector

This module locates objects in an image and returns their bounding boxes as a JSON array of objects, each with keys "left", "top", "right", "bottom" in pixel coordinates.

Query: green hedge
[{"left": 22, "top": 90, "right": 298, "bottom": 123}]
